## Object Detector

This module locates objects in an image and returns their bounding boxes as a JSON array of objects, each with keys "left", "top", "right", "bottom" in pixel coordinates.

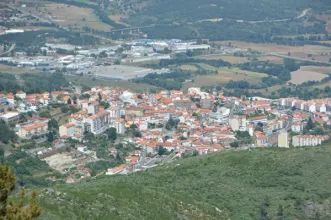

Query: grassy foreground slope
[{"left": 39, "top": 146, "right": 331, "bottom": 219}]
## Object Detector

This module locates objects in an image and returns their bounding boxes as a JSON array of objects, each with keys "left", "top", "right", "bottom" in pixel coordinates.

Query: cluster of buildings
[{"left": 2, "top": 83, "right": 331, "bottom": 178}]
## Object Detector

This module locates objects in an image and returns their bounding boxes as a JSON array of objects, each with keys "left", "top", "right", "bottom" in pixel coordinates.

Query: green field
[
  {"left": 65, "top": 75, "right": 158, "bottom": 93},
  {"left": 38, "top": 145, "right": 331, "bottom": 219}
]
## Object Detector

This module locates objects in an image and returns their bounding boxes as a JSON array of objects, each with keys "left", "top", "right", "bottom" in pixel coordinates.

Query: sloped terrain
[{"left": 39, "top": 145, "right": 331, "bottom": 219}]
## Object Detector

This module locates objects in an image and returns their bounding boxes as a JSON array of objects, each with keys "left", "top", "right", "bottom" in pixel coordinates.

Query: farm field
[
  {"left": 289, "top": 66, "right": 328, "bottom": 85},
  {"left": 24, "top": 3, "right": 111, "bottom": 31},
  {"left": 183, "top": 65, "right": 267, "bottom": 89},
  {"left": 215, "top": 41, "right": 331, "bottom": 56},
  {"left": 197, "top": 55, "right": 249, "bottom": 64},
  {"left": 258, "top": 55, "right": 284, "bottom": 64}
]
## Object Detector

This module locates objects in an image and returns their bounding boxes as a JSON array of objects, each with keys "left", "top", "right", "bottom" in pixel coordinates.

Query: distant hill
[
  {"left": 126, "top": 0, "right": 324, "bottom": 24},
  {"left": 39, "top": 146, "right": 331, "bottom": 219}
]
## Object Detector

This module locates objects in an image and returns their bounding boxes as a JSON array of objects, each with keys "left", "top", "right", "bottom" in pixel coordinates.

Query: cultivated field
[
  {"left": 218, "top": 41, "right": 331, "bottom": 54},
  {"left": 197, "top": 55, "right": 249, "bottom": 64},
  {"left": 258, "top": 55, "right": 284, "bottom": 64},
  {"left": 289, "top": 66, "right": 328, "bottom": 85},
  {"left": 183, "top": 65, "right": 267, "bottom": 88}
]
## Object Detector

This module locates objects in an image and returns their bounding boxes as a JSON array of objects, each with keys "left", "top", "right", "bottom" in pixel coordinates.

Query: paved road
[
  {"left": 197, "top": 8, "right": 311, "bottom": 24},
  {"left": 267, "top": 53, "right": 331, "bottom": 65}
]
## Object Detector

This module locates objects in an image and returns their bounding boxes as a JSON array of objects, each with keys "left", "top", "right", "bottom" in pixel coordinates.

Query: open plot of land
[
  {"left": 258, "top": 55, "right": 284, "bottom": 64},
  {"left": 184, "top": 65, "right": 267, "bottom": 88},
  {"left": 25, "top": 3, "right": 111, "bottom": 31},
  {"left": 65, "top": 75, "right": 157, "bottom": 92},
  {"left": 78, "top": 65, "right": 166, "bottom": 80},
  {"left": 178, "top": 64, "right": 198, "bottom": 71},
  {"left": 43, "top": 153, "right": 75, "bottom": 173},
  {"left": 0, "top": 64, "right": 39, "bottom": 74},
  {"left": 196, "top": 55, "right": 249, "bottom": 64},
  {"left": 215, "top": 41, "right": 331, "bottom": 56},
  {"left": 289, "top": 66, "right": 328, "bottom": 85}
]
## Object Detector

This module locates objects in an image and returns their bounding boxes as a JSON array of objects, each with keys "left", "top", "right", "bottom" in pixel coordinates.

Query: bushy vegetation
[
  {"left": 0, "top": 72, "right": 69, "bottom": 94},
  {"left": 0, "top": 120, "right": 17, "bottom": 144},
  {"left": 38, "top": 146, "right": 331, "bottom": 219},
  {"left": 126, "top": 0, "right": 330, "bottom": 41}
]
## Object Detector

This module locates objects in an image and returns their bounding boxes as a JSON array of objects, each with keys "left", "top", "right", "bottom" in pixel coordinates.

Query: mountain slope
[{"left": 39, "top": 146, "right": 331, "bottom": 219}]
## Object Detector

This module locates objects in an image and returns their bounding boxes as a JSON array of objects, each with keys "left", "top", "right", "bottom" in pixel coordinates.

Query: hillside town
[{"left": 1, "top": 85, "right": 331, "bottom": 183}]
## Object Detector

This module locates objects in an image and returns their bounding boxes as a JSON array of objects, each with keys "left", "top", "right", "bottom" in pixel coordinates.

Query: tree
[
  {"left": 0, "top": 164, "right": 41, "bottom": 219},
  {"left": 39, "top": 111, "right": 51, "bottom": 118},
  {"left": 106, "top": 128, "right": 117, "bottom": 141},
  {"left": 47, "top": 131, "right": 54, "bottom": 142},
  {"left": 306, "top": 117, "right": 314, "bottom": 131},
  {"left": 0, "top": 120, "right": 17, "bottom": 144},
  {"left": 158, "top": 146, "right": 167, "bottom": 155},
  {"left": 230, "top": 142, "right": 239, "bottom": 148},
  {"left": 98, "top": 93, "right": 102, "bottom": 101},
  {"left": 67, "top": 98, "right": 72, "bottom": 105},
  {"left": 48, "top": 119, "right": 59, "bottom": 131}
]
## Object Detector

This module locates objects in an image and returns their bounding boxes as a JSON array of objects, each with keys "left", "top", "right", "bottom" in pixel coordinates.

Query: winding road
[{"left": 198, "top": 8, "right": 312, "bottom": 24}]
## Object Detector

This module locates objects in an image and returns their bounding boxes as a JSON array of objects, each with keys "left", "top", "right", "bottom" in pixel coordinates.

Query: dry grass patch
[
  {"left": 0, "top": 64, "right": 38, "bottom": 74},
  {"left": 258, "top": 56, "right": 284, "bottom": 64},
  {"left": 290, "top": 66, "right": 328, "bottom": 85},
  {"left": 215, "top": 41, "right": 331, "bottom": 56},
  {"left": 178, "top": 65, "right": 198, "bottom": 71},
  {"left": 186, "top": 66, "right": 267, "bottom": 88},
  {"left": 26, "top": 3, "right": 111, "bottom": 31},
  {"left": 197, "top": 55, "right": 248, "bottom": 64}
]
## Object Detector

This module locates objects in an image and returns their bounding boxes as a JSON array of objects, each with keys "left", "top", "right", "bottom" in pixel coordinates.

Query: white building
[
  {"left": 229, "top": 115, "right": 246, "bottom": 131},
  {"left": 15, "top": 91, "right": 26, "bottom": 100},
  {"left": 86, "top": 111, "right": 110, "bottom": 135},
  {"left": 292, "top": 135, "right": 328, "bottom": 147},
  {"left": 278, "top": 131, "right": 289, "bottom": 148}
]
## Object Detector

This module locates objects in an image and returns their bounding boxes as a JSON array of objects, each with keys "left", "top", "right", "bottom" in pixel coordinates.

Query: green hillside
[
  {"left": 120, "top": 0, "right": 331, "bottom": 41},
  {"left": 38, "top": 146, "right": 331, "bottom": 219}
]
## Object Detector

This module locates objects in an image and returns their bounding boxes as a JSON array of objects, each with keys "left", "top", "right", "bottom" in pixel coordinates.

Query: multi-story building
[
  {"left": 292, "top": 135, "right": 328, "bottom": 147},
  {"left": 229, "top": 115, "right": 247, "bottom": 132},
  {"left": 59, "top": 123, "right": 76, "bottom": 137},
  {"left": 85, "top": 110, "right": 110, "bottom": 135},
  {"left": 17, "top": 122, "right": 48, "bottom": 139},
  {"left": 278, "top": 131, "right": 289, "bottom": 148},
  {"left": 15, "top": 91, "right": 26, "bottom": 100},
  {"left": 87, "top": 102, "right": 99, "bottom": 115},
  {"left": 200, "top": 99, "right": 214, "bottom": 109},
  {"left": 115, "top": 118, "right": 126, "bottom": 134},
  {"left": 173, "top": 100, "right": 192, "bottom": 109}
]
